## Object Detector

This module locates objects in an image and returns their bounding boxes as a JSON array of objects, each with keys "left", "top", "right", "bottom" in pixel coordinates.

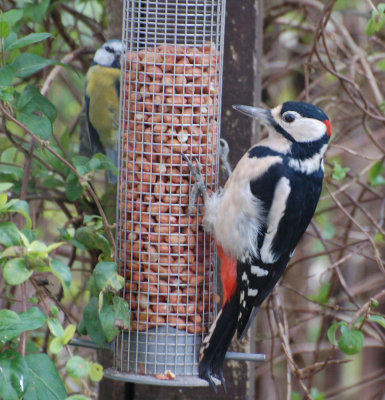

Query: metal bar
[
  {"left": 68, "top": 339, "right": 265, "bottom": 364},
  {"left": 225, "top": 351, "right": 265, "bottom": 362}
]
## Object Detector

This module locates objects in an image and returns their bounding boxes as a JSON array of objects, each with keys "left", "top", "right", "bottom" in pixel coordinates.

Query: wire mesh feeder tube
[{"left": 113, "top": 0, "right": 226, "bottom": 385}]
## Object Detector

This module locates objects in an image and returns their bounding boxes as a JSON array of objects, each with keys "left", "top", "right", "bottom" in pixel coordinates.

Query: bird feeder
[{"left": 105, "top": 0, "right": 226, "bottom": 386}]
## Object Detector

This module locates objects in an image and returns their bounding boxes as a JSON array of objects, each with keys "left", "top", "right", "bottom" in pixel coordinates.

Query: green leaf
[
  {"left": 93, "top": 262, "right": 124, "bottom": 292},
  {"left": 291, "top": 392, "right": 301, "bottom": 400},
  {"left": 366, "top": 15, "right": 377, "bottom": 36},
  {"left": 113, "top": 296, "right": 130, "bottom": 330},
  {"left": 66, "top": 356, "right": 90, "bottom": 379},
  {"left": 25, "top": 353, "right": 67, "bottom": 400},
  {"left": 66, "top": 395, "right": 91, "bottom": 400},
  {"left": 17, "top": 111, "right": 52, "bottom": 140},
  {"left": 99, "top": 301, "right": 119, "bottom": 342},
  {"left": 81, "top": 297, "right": 106, "bottom": 346},
  {"left": 1, "top": 9, "right": 23, "bottom": 27},
  {"left": 0, "top": 307, "right": 46, "bottom": 343},
  {"left": 7, "top": 199, "right": 32, "bottom": 229},
  {"left": 89, "top": 362, "right": 103, "bottom": 382},
  {"left": 338, "top": 325, "right": 364, "bottom": 355},
  {"left": 12, "top": 53, "right": 56, "bottom": 78},
  {"left": 379, "top": 3, "right": 385, "bottom": 13},
  {"left": 62, "top": 324, "right": 76, "bottom": 345},
  {"left": 65, "top": 173, "right": 84, "bottom": 201},
  {"left": 368, "top": 314, "right": 385, "bottom": 328},
  {"left": 373, "top": 232, "right": 384, "bottom": 245},
  {"left": 0, "top": 65, "right": 15, "bottom": 87},
  {"left": 309, "top": 282, "right": 331, "bottom": 304},
  {"left": 0, "top": 221, "right": 22, "bottom": 246},
  {"left": 327, "top": 321, "right": 348, "bottom": 346},
  {"left": 370, "top": 298, "right": 380, "bottom": 308},
  {"left": 0, "top": 182, "right": 14, "bottom": 192},
  {"left": 6, "top": 33, "right": 52, "bottom": 51},
  {"left": 50, "top": 258, "right": 71, "bottom": 292},
  {"left": 377, "top": 58, "right": 385, "bottom": 71},
  {"left": 0, "top": 192, "right": 8, "bottom": 208},
  {"left": 23, "top": 0, "right": 50, "bottom": 23},
  {"left": 75, "top": 227, "right": 111, "bottom": 256},
  {"left": 0, "top": 350, "right": 29, "bottom": 400},
  {"left": 368, "top": 161, "right": 385, "bottom": 187},
  {"left": 50, "top": 306, "right": 59, "bottom": 317},
  {"left": 28, "top": 296, "right": 38, "bottom": 304},
  {"left": 47, "top": 318, "right": 64, "bottom": 339},
  {"left": 17, "top": 85, "right": 57, "bottom": 123},
  {"left": 332, "top": 160, "right": 350, "bottom": 180},
  {"left": 3, "top": 257, "right": 33, "bottom": 285},
  {"left": 0, "top": 21, "right": 10, "bottom": 39},
  {"left": 366, "top": 9, "right": 385, "bottom": 36},
  {"left": 49, "top": 337, "right": 64, "bottom": 355},
  {"left": 310, "top": 388, "right": 325, "bottom": 400},
  {"left": 0, "top": 86, "right": 15, "bottom": 101}
]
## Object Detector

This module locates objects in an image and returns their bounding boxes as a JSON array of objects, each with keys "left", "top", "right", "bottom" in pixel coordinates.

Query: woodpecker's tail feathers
[
  {"left": 237, "top": 305, "right": 260, "bottom": 340},
  {"left": 199, "top": 293, "right": 239, "bottom": 391}
]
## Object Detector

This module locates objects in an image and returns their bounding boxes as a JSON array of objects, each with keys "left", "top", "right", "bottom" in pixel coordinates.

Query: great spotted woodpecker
[{"left": 184, "top": 101, "right": 331, "bottom": 390}]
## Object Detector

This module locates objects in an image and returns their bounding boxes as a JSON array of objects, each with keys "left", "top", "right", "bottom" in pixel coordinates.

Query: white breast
[{"left": 203, "top": 154, "right": 281, "bottom": 260}]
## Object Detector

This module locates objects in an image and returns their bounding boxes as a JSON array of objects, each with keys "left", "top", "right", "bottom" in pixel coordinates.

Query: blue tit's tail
[{"left": 106, "top": 148, "right": 118, "bottom": 184}]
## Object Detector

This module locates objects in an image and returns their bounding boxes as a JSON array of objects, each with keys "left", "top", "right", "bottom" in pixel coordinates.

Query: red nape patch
[
  {"left": 215, "top": 241, "right": 237, "bottom": 307},
  {"left": 323, "top": 119, "right": 332, "bottom": 137}
]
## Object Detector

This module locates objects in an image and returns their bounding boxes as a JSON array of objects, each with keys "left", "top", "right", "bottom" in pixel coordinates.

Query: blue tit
[{"left": 85, "top": 39, "right": 122, "bottom": 183}]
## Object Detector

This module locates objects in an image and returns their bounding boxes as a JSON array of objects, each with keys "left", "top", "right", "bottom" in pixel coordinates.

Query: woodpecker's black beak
[{"left": 232, "top": 105, "right": 272, "bottom": 127}]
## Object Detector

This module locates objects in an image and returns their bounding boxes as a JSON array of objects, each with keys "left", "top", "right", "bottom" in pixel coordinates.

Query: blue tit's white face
[{"left": 93, "top": 39, "right": 122, "bottom": 68}]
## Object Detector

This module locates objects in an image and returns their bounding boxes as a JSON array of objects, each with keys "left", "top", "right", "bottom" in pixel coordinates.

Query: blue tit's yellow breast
[{"left": 85, "top": 65, "right": 121, "bottom": 148}]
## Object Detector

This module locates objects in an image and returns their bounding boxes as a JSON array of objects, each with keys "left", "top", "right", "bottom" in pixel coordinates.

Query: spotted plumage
[{"left": 186, "top": 101, "right": 331, "bottom": 390}]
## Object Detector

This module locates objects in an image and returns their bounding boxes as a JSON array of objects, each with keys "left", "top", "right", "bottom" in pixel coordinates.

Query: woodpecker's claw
[
  {"left": 181, "top": 153, "right": 208, "bottom": 215},
  {"left": 219, "top": 138, "right": 232, "bottom": 180}
]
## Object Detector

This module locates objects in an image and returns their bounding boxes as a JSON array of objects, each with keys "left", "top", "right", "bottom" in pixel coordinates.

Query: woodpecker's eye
[{"left": 282, "top": 112, "right": 296, "bottom": 123}]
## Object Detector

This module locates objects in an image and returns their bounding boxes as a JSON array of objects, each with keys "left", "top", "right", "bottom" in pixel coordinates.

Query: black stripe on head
[{"left": 281, "top": 101, "right": 329, "bottom": 122}]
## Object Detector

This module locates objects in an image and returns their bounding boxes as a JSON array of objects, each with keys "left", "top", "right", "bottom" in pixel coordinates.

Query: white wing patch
[
  {"left": 251, "top": 265, "right": 269, "bottom": 277},
  {"left": 260, "top": 177, "right": 291, "bottom": 264},
  {"left": 247, "top": 288, "right": 259, "bottom": 297}
]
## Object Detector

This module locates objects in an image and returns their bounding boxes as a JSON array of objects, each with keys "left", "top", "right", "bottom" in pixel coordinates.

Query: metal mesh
[{"left": 114, "top": 0, "right": 226, "bottom": 381}]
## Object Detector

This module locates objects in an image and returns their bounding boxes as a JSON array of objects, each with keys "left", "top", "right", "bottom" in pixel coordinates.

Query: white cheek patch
[
  {"left": 94, "top": 49, "right": 115, "bottom": 66},
  {"left": 284, "top": 118, "right": 327, "bottom": 142}
]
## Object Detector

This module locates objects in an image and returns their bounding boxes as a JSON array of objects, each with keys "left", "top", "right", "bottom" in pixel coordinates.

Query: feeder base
[{"left": 104, "top": 368, "right": 221, "bottom": 387}]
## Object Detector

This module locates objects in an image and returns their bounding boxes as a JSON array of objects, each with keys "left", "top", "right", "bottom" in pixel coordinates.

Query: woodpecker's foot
[
  {"left": 181, "top": 153, "right": 208, "bottom": 215},
  {"left": 219, "top": 138, "right": 232, "bottom": 180}
]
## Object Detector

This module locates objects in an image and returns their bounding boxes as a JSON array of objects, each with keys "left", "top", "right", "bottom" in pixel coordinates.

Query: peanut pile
[{"left": 119, "top": 43, "right": 220, "bottom": 334}]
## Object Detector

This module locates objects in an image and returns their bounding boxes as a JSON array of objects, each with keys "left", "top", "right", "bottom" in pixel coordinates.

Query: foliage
[{"left": 0, "top": 2, "right": 127, "bottom": 399}]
